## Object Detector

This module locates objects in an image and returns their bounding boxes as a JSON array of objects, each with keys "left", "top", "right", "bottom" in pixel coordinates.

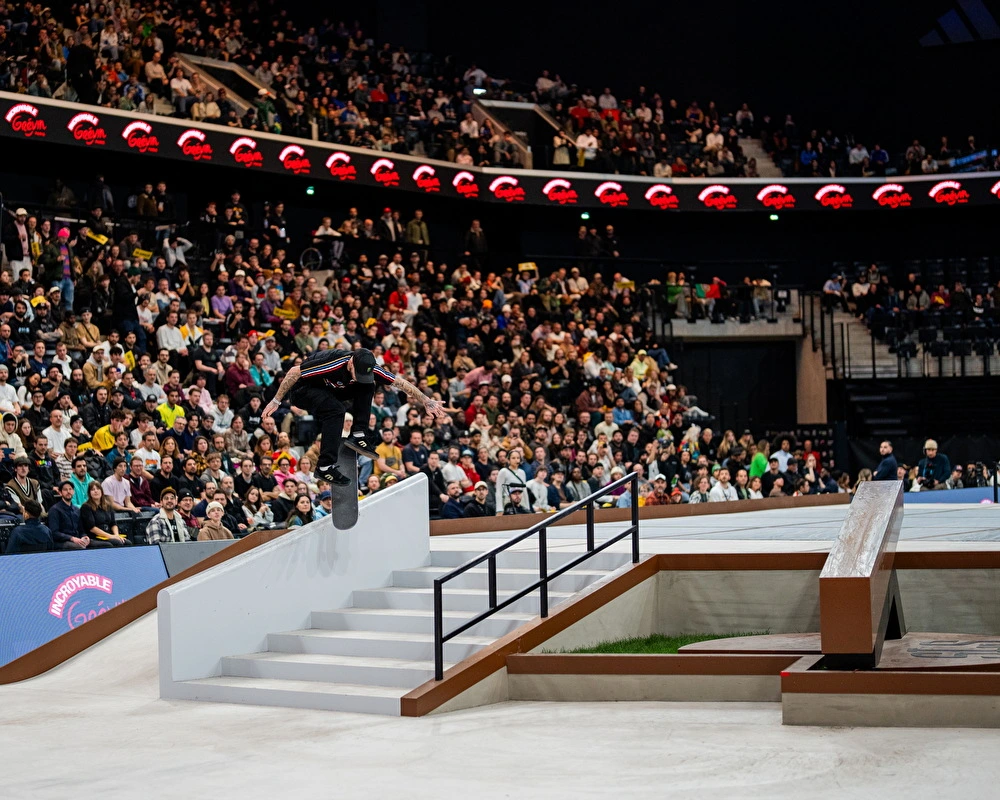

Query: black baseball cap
[{"left": 353, "top": 350, "right": 377, "bottom": 384}]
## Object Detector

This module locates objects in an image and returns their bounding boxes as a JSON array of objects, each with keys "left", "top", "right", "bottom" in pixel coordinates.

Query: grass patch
[{"left": 556, "top": 631, "right": 767, "bottom": 655}]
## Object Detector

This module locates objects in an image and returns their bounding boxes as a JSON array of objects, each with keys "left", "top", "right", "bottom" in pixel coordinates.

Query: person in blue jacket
[
  {"left": 873, "top": 440, "right": 898, "bottom": 481},
  {"left": 5, "top": 499, "right": 53, "bottom": 554}
]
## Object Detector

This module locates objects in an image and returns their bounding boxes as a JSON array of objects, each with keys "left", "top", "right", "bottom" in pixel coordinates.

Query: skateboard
[{"left": 330, "top": 445, "right": 360, "bottom": 530}]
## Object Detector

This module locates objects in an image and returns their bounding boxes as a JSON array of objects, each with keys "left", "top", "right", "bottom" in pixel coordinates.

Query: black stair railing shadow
[{"left": 433, "top": 471, "right": 640, "bottom": 680}]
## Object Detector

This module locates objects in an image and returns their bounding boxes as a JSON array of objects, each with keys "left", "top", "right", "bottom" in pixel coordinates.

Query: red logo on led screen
[
  {"left": 872, "top": 184, "right": 912, "bottom": 208},
  {"left": 278, "top": 145, "right": 311, "bottom": 174},
  {"left": 370, "top": 158, "right": 401, "bottom": 187},
  {"left": 4, "top": 103, "right": 46, "bottom": 137},
  {"left": 489, "top": 176, "right": 525, "bottom": 203},
  {"left": 756, "top": 184, "right": 796, "bottom": 210},
  {"left": 413, "top": 165, "right": 441, "bottom": 193},
  {"left": 325, "top": 152, "right": 357, "bottom": 180},
  {"left": 229, "top": 136, "right": 263, "bottom": 168},
  {"left": 594, "top": 181, "right": 629, "bottom": 208},
  {"left": 177, "top": 129, "right": 213, "bottom": 161},
  {"left": 644, "top": 184, "right": 679, "bottom": 209},
  {"left": 697, "top": 185, "right": 737, "bottom": 210},
  {"left": 928, "top": 180, "right": 969, "bottom": 206},
  {"left": 452, "top": 171, "right": 479, "bottom": 199},
  {"left": 122, "top": 120, "right": 159, "bottom": 153},
  {"left": 814, "top": 184, "right": 853, "bottom": 209},
  {"left": 991, "top": 180, "right": 1000, "bottom": 199},
  {"left": 542, "top": 178, "right": 578, "bottom": 205},
  {"left": 67, "top": 112, "right": 106, "bottom": 146}
]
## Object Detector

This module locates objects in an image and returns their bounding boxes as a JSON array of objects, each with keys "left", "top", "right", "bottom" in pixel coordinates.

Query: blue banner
[
  {"left": 903, "top": 487, "right": 996, "bottom": 504},
  {"left": 0, "top": 548, "right": 168, "bottom": 667}
]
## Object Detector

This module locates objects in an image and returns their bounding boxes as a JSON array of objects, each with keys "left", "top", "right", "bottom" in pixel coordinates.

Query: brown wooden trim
[
  {"left": 399, "top": 555, "right": 660, "bottom": 716},
  {"left": 781, "top": 655, "right": 1000, "bottom": 695},
  {"left": 506, "top": 653, "right": 798, "bottom": 676},
  {"left": 429, "top": 492, "right": 850, "bottom": 536},
  {"left": 0, "top": 529, "right": 290, "bottom": 685},
  {"left": 656, "top": 551, "right": 1000, "bottom": 572},
  {"left": 895, "top": 551, "right": 1000, "bottom": 569}
]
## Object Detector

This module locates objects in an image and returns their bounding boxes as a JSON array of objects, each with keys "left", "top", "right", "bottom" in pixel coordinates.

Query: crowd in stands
[
  {"left": 1, "top": 2, "right": 520, "bottom": 167},
  {"left": 0, "top": 166, "right": 895, "bottom": 556},
  {"left": 535, "top": 78, "right": 997, "bottom": 178},
  {"left": 4, "top": 2, "right": 995, "bottom": 180},
  {"left": 821, "top": 258, "right": 1000, "bottom": 351}
]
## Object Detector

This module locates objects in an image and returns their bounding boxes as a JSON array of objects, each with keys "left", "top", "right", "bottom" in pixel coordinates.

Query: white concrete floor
[
  {"left": 4, "top": 502, "right": 1000, "bottom": 798},
  {"left": 2, "top": 613, "right": 999, "bottom": 800}
]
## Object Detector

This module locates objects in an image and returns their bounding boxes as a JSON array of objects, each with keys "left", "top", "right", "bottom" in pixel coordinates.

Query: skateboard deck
[{"left": 330, "top": 446, "right": 360, "bottom": 530}]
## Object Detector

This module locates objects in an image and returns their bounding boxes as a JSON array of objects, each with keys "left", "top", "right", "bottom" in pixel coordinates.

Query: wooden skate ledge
[
  {"left": 0, "top": 528, "right": 291, "bottom": 685},
  {"left": 819, "top": 480, "right": 903, "bottom": 657},
  {"left": 429, "top": 491, "right": 850, "bottom": 536}
]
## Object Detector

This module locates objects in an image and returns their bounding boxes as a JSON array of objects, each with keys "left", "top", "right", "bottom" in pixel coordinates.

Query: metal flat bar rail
[{"left": 433, "top": 472, "right": 640, "bottom": 680}]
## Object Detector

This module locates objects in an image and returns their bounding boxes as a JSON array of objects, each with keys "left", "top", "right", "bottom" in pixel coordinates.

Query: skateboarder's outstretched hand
[{"left": 424, "top": 397, "right": 447, "bottom": 421}]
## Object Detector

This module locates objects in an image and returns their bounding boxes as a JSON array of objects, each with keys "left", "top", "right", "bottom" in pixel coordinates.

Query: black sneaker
[
  {"left": 317, "top": 465, "right": 352, "bottom": 486},
  {"left": 342, "top": 431, "right": 379, "bottom": 459}
]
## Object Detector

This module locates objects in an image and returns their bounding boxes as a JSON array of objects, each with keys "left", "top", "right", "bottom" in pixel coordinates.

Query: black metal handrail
[{"left": 432, "top": 471, "right": 640, "bottom": 680}]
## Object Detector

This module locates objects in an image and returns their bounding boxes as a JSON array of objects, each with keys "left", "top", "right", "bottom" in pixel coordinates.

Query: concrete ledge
[
  {"left": 782, "top": 692, "right": 1000, "bottom": 728},
  {"left": 512, "top": 673, "right": 780, "bottom": 702},
  {"left": 507, "top": 654, "right": 792, "bottom": 701}
]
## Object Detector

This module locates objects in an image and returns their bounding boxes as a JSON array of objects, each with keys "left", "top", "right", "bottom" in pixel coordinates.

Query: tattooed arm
[
  {"left": 261, "top": 365, "right": 300, "bottom": 420},
  {"left": 392, "top": 374, "right": 446, "bottom": 420}
]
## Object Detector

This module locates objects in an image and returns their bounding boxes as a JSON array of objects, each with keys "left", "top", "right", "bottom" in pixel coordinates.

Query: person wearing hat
[
  {"left": 313, "top": 489, "right": 334, "bottom": 518},
  {"left": 916, "top": 439, "right": 951, "bottom": 490},
  {"left": 944, "top": 465, "right": 964, "bottom": 491},
  {"left": 145, "top": 487, "right": 191, "bottom": 544},
  {"left": 197, "top": 500, "right": 234, "bottom": 540},
  {"left": 464, "top": 480, "right": 492, "bottom": 517},
  {"left": 8, "top": 455, "right": 43, "bottom": 510},
  {"left": 501, "top": 483, "right": 531, "bottom": 515},
  {"left": 2, "top": 207, "right": 32, "bottom": 275},
  {"left": 380, "top": 473, "right": 399, "bottom": 490},
  {"left": 262, "top": 348, "right": 445, "bottom": 487},
  {"left": 645, "top": 474, "right": 671, "bottom": 505}
]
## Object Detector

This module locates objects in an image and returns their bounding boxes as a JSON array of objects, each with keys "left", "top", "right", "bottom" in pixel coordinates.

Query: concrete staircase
[
  {"left": 179, "top": 548, "right": 627, "bottom": 715},
  {"left": 817, "top": 303, "right": 902, "bottom": 379},
  {"left": 740, "top": 138, "right": 783, "bottom": 178}
]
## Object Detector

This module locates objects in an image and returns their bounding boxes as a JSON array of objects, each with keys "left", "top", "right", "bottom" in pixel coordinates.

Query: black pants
[{"left": 291, "top": 383, "right": 374, "bottom": 468}]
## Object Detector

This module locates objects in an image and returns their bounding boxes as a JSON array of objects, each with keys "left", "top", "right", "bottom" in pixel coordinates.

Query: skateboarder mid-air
[{"left": 261, "top": 348, "right": 446, "bottom": 487}]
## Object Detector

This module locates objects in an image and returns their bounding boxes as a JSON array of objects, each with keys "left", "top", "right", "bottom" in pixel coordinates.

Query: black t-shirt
[
  {"left": 234, "top": 472, "right": 255, "bottom": 498},
  {"left": 253, "top": 472, "right": 277, "bottom": 496},
  {"left": 193, "top": 346, "right": 219, "bottom": 372}
]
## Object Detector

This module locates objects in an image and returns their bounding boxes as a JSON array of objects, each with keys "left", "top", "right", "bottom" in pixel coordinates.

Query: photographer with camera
[{"left": 916, "top": 439, "right": 951, "bottom": 491}]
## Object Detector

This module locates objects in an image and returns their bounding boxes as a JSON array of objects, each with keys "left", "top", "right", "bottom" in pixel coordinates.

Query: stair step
[
  {"left": 311, "top": 607, "right": 535, "bottom": 637},
  {"left": 429, "top": 549, "right": 627, "bottom": 572},
  {"left": 182, "top": 676, "right": 406, "bottom": 715},
  {"left": 268, "top": 628, "right": 493, "bottom": 661},
  {"left": 221, "top": 652, "right": 449, "bottom": 688},
  {"left": 391, "top": 566, "right": 611, "bottom": 592},
  {"left": 351, "top": 586, "right": 575, "bottom": 613}
]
